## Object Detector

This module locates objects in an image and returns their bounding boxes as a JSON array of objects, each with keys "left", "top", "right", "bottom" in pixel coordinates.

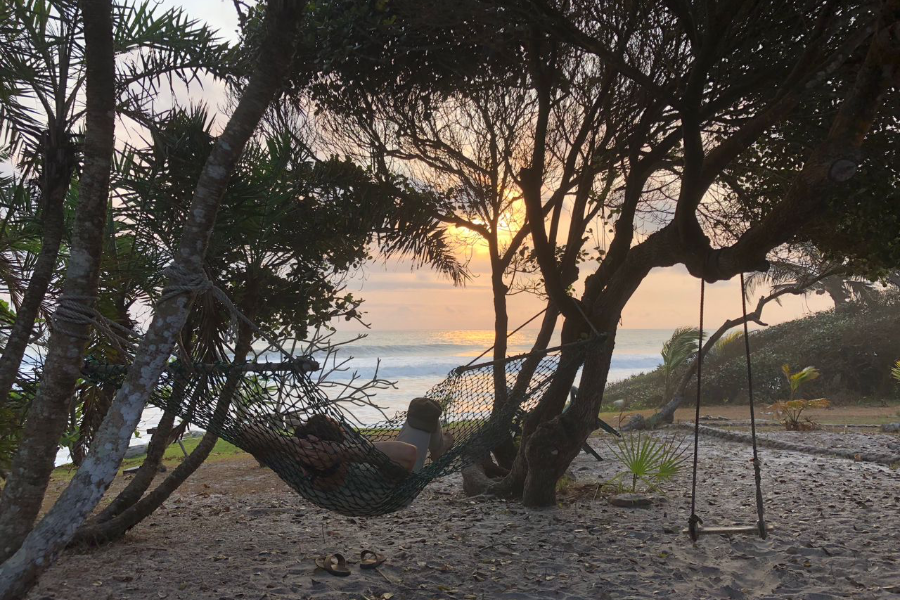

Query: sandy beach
[{"left": 28, "top": 430, "right": 900, "bottom": 600}]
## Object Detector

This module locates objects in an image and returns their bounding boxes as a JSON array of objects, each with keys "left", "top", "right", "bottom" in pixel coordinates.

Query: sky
[
  {"left": 150, "top": 1, "right": 835, "bottom": 332},
  {"left": 337, "top": 254, "right": 832, "bottom": 332},
  {"left": 159, "top": 0, "right": 833, "bottom": 332}
]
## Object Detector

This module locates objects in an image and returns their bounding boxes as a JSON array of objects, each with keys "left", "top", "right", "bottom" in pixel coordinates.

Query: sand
[{"left": 27, "top": 430, "right": 900, "bottom": 600}]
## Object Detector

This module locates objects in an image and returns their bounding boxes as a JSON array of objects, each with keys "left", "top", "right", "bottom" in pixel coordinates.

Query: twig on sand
[{"left": 375, "top": 567, "right": 394, "bottom": 585}]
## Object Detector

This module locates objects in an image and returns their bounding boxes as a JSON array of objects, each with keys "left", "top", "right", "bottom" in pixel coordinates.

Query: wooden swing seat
[{"left": 683, "top": 523, "right": 771, "bottom": 537}]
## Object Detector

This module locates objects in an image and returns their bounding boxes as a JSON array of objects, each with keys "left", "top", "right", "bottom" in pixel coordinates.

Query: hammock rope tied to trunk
[{"left": 78, "top": 263, "right": 601, "bottom": 517}]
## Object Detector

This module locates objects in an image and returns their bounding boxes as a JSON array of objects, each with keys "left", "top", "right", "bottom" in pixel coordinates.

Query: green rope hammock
[
  {"left": 62, "top": 263, "right": 599, "bottom": 517},
  {"left": 83, "top": 339, "right": 590, "bottom": 517}
]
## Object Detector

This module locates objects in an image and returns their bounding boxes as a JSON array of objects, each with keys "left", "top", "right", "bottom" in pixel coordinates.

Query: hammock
[
  {"left": 68, "top": 262, "right": 597, "bottom": 517},
  {"left": 83, "top": 341, "right": 583, "bottom": 517}
]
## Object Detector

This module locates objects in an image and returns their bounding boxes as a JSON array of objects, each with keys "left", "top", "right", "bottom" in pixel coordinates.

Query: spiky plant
[{"left": 607, "top": 432, "right": 690, "bottom": 493}]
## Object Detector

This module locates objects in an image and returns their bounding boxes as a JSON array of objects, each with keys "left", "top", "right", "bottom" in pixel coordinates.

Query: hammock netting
[{"left": 83, "top": 345, "right": 571, "bottom": 517}]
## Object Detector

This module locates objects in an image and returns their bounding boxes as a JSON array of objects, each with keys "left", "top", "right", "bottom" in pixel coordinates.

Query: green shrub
[{"left": 606, "top": 296, "right": 900, "bottom": 408}]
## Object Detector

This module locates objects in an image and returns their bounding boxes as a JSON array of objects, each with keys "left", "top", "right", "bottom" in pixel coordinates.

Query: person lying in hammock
[{"left": 261, "top": 397, "right": 455, "bottom": 493}]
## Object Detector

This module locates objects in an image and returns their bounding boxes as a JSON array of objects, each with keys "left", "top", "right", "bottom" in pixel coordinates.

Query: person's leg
[
  {"left": 397, "top": 398, "right": 455, "bottom": 471},
  {"left": 372, "top": 441, "right": 417, "bottom": 473},
  {"left": 427, "top": 421, "right": 454, "bottom": 461}
]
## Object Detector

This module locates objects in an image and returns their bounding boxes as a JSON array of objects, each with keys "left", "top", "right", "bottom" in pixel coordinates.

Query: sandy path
[{"left": 27, "top": 432, "right": 900, "bottom": 600}]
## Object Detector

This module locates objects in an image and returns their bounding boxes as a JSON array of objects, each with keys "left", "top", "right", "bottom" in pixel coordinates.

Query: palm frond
[
  {"left": 661, "top": 327, "right": 702, "bottom": 371},
  {"left": 712, "top": 329, "right": 744, "bottom": 356},
  {"left": 114, "top": 1, "right": 241, "bottom": 106}
]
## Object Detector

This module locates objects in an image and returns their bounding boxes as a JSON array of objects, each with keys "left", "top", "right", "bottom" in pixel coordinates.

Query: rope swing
[{"left": 687, "top": 274, "right": 768, "bottom": 541}]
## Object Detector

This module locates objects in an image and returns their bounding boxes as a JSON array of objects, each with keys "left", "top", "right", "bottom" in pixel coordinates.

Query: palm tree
[
  {"left": 742, "top": 244, "right": 881, "bottom": 314},
  {"left": 0, "top": 0, "right": 239, "bottom": 412},
  {"left": 660, "top": 327, "right": 702, "bottom": 402}
]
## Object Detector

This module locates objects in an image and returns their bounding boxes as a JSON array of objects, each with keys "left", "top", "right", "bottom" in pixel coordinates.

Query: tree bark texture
[
  {"left": 0, "top": 0, "right": 117, "bottom": 564},
  {"left": 74, "top": 282, "right": 259, "bottom": 545},
  {"left": 90, "top": 408, "right": 177, "bottom": 524},
  {"left": 0, "top": 132, "right": 76, "bottom": 408},
  {"left": 0, "top": 4, "right": 301, "bottom": 598}
]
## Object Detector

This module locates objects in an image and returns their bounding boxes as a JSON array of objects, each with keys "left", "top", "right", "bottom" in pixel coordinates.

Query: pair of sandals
[{"left": 315, "top": 550, "right": 385, "bottom": 576}]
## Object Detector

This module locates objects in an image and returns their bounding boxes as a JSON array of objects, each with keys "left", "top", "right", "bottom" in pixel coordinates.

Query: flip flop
[
  {"left": 315, "top": 553, "right": 351, "bottom": 576},
  {"left": 359, "top": 549, "right": 386, "bottom": 569}
]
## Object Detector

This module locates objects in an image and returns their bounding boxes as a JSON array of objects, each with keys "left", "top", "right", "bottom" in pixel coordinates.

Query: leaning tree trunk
[
  {"left": 90, "top": 406, "right": 178, "bottom": 524},
  {"left": 463, "top": 303, "right": 560, "bottom": 488},
  {"left": 0, "top": 0, "right": 116, "bottom": 563},
  {"left": 74, "top": 283, "right": 259, "bottom": 545},
  {"left": 628, "top": 272, "right": 839, "bottom": 431},
  {"left": 0, "top": 5, "right": 301, "bottom": 598},
  {"left": 92, "top": 317, "right": 208, "bottom": 522},
  {"left": 0, "top": 131, "right": 75, "bottom": 408},
  {"left": 485, "top": 315, "right": 588, "bottom": 501}
]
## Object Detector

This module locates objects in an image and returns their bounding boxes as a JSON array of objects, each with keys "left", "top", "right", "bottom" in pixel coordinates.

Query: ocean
[
  {"left": 315, "top": 328, "right": 669, "bottom": 423},
  {"left": 56, "top": 328, "right": 671, "bottom": 465}
]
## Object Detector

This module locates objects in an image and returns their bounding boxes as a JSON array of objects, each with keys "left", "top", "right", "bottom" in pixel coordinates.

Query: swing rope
[
  {"left": 687, "top": 275, "right": 767, "bottom": 541},
  {"left": 741, "top": 273, "right": 768, "bottom": 539},
  {"left": 687, "top": 279, "right": 705, "bottom": 541}
]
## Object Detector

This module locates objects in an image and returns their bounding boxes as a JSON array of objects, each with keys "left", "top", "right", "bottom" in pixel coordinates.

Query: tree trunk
[
  {"left": 90, "top": 409, "right": 177, "bottom": 524},
  {"left": 74, "top": 284, "right": 259, "bottom": 545},
  {"left": 91, "top": 320, "right": 201, "bottom": 523},
  {"left": 72, "top": 295, "right": 134, "bottom": 466},
  {"left": 821, "top": 276, "right": 851, "bottom": 312},
  {"left": 0, "top": 5, "right": 301, "bottom": 598},
  {"left": 0, "top": 0, "right": 116, "bottom": 563},
  {"left": 521, "top": 328, "right": 615, "bottom": 506},
  {"left": 487, "top": 244, "right": 512, "bottom": 467},
  {"left": 0, "top": 132, "right": 75, "bottom": 408},
  {"left": 490, "top": 316, "right": 586, "bottom": 500},
  {"left": 462, "top": 303, "right": 561, "bottom": 495}
]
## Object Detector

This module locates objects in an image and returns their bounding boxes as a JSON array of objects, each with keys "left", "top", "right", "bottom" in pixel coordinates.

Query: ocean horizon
[{"left": 313, "top": 328, "right": 669, "bottom": 420}]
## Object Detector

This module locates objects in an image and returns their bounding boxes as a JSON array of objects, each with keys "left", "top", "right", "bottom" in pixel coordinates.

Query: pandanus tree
[
  {"left": 62, "top": 103, "right": 465, "bottom": 543},
  {"left": 660, "top": 327, "right": 702, "bottom": 403},
  {"left": 0, "top": 0, "right": 239, "bottom": 415},
  {"left": 0, "top": 1, "right": 259, "bottom": 594}
]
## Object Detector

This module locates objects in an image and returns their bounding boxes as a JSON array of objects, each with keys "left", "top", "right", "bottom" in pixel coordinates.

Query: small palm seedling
[
  {"left": 892, "top": 359, "right": 900, "bottom": 384},
  {"left": 771, "top": 364, "right": 828, "bottom": 430},
  {"left": 607, "top": 432, "right": 689, "bottom": 493},
  {"left": 782, "top": 364, "right": 821, "bottom": 401}
]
